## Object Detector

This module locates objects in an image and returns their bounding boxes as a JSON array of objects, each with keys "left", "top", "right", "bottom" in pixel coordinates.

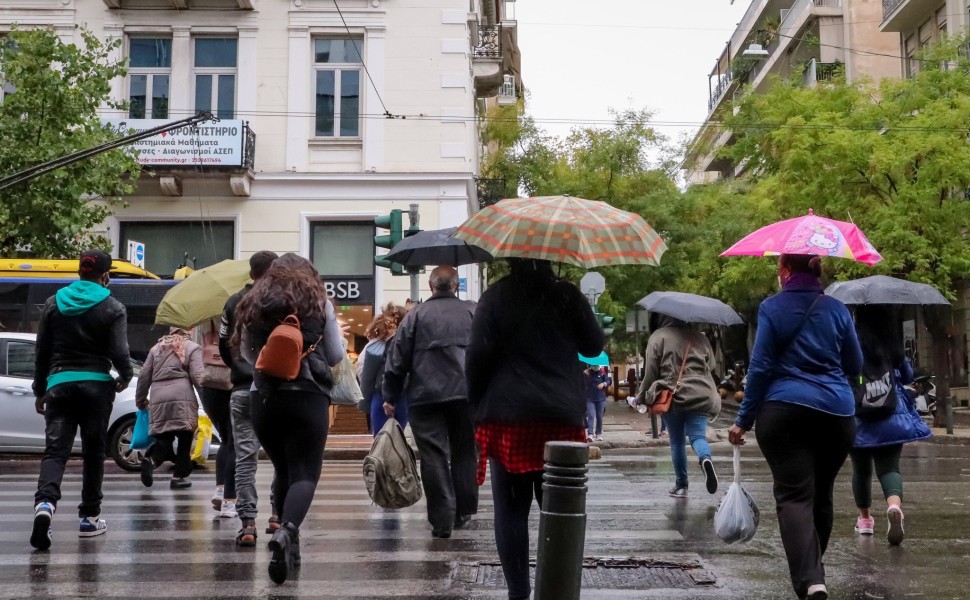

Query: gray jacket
[
  {"left": 637, "top": 317, "right": 720, "bottom": 419},
  {"left": 136, "top": 339, "right": 204, "bottom": 436},
  {"left": 382, "top": 291, "right": 476, "bottom": 408}
]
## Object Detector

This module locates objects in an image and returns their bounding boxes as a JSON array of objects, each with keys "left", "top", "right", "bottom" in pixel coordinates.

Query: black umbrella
[
  {"left": 636, "top": 291, "right": 744, "bottom": 326},
  {"left": 824, "top": 275, "right": 949, "bottom": 305},
  {"left": 384, "top": 227, "right": 493, "bottom": 267}
]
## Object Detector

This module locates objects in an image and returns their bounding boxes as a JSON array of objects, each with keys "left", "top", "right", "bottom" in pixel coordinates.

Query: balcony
[
  {"left": 473, "top": 24, "right": 505, "bottom": 96},
  {"left": 103, "top": 0, "right": 254, "bottom": 8},
  {"left": 497, "top": 74, "right": 517, "bottom": 105},
  {"left": 708, "top": 71, "right": 734, "bottom": 113},
  {"left": 803, "top": 59, "right": 839, "bottom": 86},
  {"left": 880, "top": 0, "right": 938, "bottom": 32}
]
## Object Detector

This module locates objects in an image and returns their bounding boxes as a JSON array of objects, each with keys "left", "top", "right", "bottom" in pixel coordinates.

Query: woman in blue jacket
[
  {"left": 584, "top": 365, "right": 610, "bottom": 441},
  {"left": 850, "top": 305, "right": 930, "bottom": 546},
  {"left": 729, "top": 254, "right": 862, "bottom": 600}
]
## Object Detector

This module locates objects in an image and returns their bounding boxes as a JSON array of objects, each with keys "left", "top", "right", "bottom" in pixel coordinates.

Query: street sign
[
  {"left": 626, "top": 308, "right": 649, "bottom": 333},
  {"left": 579, "top": 272, "right": 606, "bottom": 304},
  {"left": 127, "top": 240, "right": 146, "bottom": 268},
  {"left": 458, "top": 277, "right": 467, "bottom": 292}
]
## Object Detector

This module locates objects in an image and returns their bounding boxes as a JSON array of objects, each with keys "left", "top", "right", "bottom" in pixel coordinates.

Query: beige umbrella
[{"left": 154, "top": 259, "right": 251, "bottom": 329}]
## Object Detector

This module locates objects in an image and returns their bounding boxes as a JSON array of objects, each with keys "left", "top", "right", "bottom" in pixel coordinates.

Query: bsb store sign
[
  {"left": 325, "top": 277, "right": 374, "bottom": 304},
  {"left": 104, "top": 119, "right": 245, "bottom": 167}
]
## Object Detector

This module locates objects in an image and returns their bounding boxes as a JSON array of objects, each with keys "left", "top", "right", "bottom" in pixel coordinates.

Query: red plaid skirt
[{"left": 475, "top": 420, "right": 588, "bottom": 485}]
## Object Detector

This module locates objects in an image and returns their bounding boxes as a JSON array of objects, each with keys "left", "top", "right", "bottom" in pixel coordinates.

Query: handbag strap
[
  {"left": 776, "top": 294, "right": 823, "bottom": 360},
  {"left": 673, "top": 342, "right": 692, "bottom": 390}
]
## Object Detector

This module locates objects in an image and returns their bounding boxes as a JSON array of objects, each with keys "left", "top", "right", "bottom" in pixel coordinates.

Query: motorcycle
[
  {"left": 718, "top": 361, "right": 746, "bottom": 403},
  {"left": 904, "top": 374, "right": 936, "bottom": 416}
]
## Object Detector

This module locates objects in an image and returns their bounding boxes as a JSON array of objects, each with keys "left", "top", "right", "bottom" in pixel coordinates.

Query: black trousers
[
  {"left": 251, "top": 389, "right": 329, "bottom": 528},
  {"left": 409, "top": 401, "right": 479, "bottom": 533},
  {"left": 149, "top": 430, "right": 194, "bottom": 479},
  {"left": 200, "top": 387, "right": 236, "bottom": 498},
  {"left": 756, "top": 402, "right": 854, "bottom": 599},
  {"left": 489, "top": 460, "right": 542, "bottom": 600},
  {"left": 35, "top": 381, "right": 114, "bottom": 518}
]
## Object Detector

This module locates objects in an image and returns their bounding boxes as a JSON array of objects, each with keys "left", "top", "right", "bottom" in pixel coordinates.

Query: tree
[{"left": 0, "top": 27, "right": 140, "bottom": 258}]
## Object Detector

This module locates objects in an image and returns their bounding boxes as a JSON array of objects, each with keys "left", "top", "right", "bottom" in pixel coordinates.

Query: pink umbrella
[{"left": 720, "top": 209, "right": 882, "bottom": 266}]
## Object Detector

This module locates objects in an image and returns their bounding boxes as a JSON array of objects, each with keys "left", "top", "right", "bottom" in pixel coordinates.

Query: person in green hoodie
[{"left": 30, "top": 249, "right": 133, "bottom": 550}]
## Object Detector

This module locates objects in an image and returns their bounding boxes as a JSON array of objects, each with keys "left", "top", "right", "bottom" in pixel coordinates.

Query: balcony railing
[
  {"left": 708, "top": 71, "right": 734, "bottom": 113},
  {"left": 475, "top": 177, "right": 506, "bottom": 209},
  {"left": 243, "top": 124, "right": 256, "bottom": 170},
  {"left": 803, "top": 58, "right": 839, "bottom": 86},
  {"left": 882, "top": 0, "right": 905, "bottom": 20},
  {"left": 474, "top": 24, "right": 502, "bottom": 59},
  {"left": 498, "top": 74, "right": 516, "bottom": 105}
]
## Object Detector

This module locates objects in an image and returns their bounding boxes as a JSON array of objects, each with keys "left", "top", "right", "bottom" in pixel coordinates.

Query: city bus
[{"left": 0, "top": 259, "right": 177, "bottom": 360}]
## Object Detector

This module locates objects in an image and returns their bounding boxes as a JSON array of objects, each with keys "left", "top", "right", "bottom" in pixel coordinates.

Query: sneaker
[
  {"left": 169, "top": 478, "right": 192, "bottom": 490},
  {"left": 220, "top": 500, "right": 238, "bottom": 519},
  {"left": 668, "top": 486, "right": 688, "bottom": 499},
  {"left": 806, "top": 583, "right": 828, "bottom": 599},
  {"left": 586, "top": 435, "right": 595, "bottom": 443},
  {"left": 702, "top": 458, "right": 718, "bottom": 494},
  {"left": 30, "top": 502, "right": 54, "bottom": 550},
  {"left": 887, "top": 505, "right": 905, "bottom": 546},
  {"left": 79, "top": 515, "right": 107, "bottom": 538},
  {"left": 211, "top": 486, "right": 224, "bottom": 511},
  {"left": 854, "top": 515, "right": 875, "bottom": 535},
  {"left": 595, "top": 435, "right": 604, "bottom": 441},
  {"left": 140, "top": 457, "right": 154, "bottom": 488}
]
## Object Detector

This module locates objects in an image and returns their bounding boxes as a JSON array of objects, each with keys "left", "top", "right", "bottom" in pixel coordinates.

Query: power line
[{"left": 332, "top": 0, "right": 396, "bottom": 120}]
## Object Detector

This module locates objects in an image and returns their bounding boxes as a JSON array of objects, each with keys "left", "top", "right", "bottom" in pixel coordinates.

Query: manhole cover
[{"left": 451, "top": 556, "right": 716, "bottom": 590}]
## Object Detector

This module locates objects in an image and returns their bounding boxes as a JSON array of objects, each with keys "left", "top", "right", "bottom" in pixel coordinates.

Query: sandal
[
  {"left": 265, "top": 515, "right": 281, "bottom": 535},
  {"left": 236, "top": 525, "right": 257, "bottom": 547}
]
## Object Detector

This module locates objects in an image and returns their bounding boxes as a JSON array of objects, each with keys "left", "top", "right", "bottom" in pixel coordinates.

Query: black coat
[
  {"left": 219, "top": 285, "right": 253, "bottom": 390},
  {"left": 465, "top": 273, "right": 604, "bottom": 428}
]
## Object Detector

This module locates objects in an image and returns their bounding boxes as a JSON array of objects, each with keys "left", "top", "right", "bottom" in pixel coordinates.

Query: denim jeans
[
  {"left": 230, "top": 388, "right": 261, "bottom": 521},
  {"left": 369, "top": 392, "right": 409, "bottom": 436},
  {"left": 35, "top": 381, "right": 114, "bottom": 518},
  {"left": 586, "top": 399, "right": 606, "bottom": 436},
  {"left": 664, "top": 408, "right": 712, "bottom": 488}
]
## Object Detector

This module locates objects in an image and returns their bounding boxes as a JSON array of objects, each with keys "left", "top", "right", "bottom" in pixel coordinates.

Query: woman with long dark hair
[
  {"left": 232, "top": 253, "right": 344, "bottom": 584},
  {"left": 729, "top": 254, "right": 862, "bottom": 600},
  {"left": 466, "top": 258, "right": 603, "bottom": 600},
  {"left": 849, "top": 305, "right": 930, "bottom": 545}
]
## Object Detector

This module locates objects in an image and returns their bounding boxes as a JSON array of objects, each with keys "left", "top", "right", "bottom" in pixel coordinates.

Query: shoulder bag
[{"left": 651, "top": 342, "right": 692, "bottom": 416}]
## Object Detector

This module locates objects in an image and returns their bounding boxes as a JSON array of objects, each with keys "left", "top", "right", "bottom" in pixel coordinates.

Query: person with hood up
[
  {"left": 136, "top": 328, "right": 205, "bottom": 489},
  {"left": 636, "top": 313, "right": 721, "bottom": 498},
  {"left": 31, "top": 249, "right": 133, "bottom": 549}
]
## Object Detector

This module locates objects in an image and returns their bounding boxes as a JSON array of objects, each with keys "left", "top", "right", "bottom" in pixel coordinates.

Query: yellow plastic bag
[{"left": 191, "top": 414, "right": 213, "bottom": 466}]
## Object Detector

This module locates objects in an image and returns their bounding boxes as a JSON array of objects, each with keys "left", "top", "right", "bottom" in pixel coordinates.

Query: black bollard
[
  {"left": 650, "top": 413, "right": 659, "bottom": 439},
  {"left": 534, "top": 441, "right": 588, "bottom": 600}
]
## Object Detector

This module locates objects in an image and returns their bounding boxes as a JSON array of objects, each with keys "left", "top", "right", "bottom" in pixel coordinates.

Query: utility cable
[{"left": 332, "top": 0, "right": 397, "bottom": 119}]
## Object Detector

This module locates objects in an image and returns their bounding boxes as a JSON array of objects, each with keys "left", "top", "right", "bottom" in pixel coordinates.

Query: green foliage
[{"left": 0, "top": 27, "right": 140, "bottom": 258}]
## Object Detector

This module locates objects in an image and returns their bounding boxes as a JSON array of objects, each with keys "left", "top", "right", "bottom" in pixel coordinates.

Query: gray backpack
[{"left": 363, "top": 418, "right": 423, "bottom": 509}]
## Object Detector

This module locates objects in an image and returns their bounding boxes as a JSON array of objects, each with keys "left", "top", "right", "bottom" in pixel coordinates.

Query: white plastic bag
[{"left": 713, "top": 445, "right": 760, "bottom": 544}]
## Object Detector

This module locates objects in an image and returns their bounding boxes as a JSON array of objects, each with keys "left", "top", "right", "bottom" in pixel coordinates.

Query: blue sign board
[{"left": 458, "top": 277, "right": 467, "bottom": 292}]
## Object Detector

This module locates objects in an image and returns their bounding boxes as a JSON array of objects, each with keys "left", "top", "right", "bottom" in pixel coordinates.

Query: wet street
[{"left": 0, "top": 438, "right": 967, "bottom": 599}]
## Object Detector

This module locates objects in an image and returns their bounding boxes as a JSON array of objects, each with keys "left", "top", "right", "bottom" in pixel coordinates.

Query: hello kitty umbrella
[{"left": 720, "top": 209, "right": 882, "bottom": 266}]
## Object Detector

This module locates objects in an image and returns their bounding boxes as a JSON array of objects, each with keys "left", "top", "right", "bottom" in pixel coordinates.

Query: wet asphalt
[{"left": 0, "top": 434, "right": 966, "bottom": 599}]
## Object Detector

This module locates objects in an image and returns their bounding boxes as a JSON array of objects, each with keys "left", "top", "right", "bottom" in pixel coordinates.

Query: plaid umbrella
[{"left": 454, "top": 195, "right": 667, "bottom": 268}]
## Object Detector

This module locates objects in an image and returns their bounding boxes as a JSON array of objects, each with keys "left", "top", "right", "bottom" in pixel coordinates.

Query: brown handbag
[
  {"left": 255, "top": 314, "right": 322, "bottom": 381},
  {"left": 650, "top": 343, "right": 692, "bottom": 416}
]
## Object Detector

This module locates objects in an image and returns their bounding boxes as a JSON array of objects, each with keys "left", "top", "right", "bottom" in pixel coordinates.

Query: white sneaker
[
  {"left": 805, "top": 583, "right": 827, "bottom": 599},
  {"left": 79, "top": 515, "right": 107, "bottom": 538},
  {"left": 220, "top": 500, "right": 238, "bottom": 519},
  {"left": 211, "top": 486, "right": 224, "bottom": 511}
]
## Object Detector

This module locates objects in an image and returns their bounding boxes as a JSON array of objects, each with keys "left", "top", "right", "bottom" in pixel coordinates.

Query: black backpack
[{"left": 852, "top": 356, "right": 898, "bottom": 420}]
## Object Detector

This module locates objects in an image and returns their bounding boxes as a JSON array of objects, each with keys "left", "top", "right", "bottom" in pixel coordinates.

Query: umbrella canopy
[
  {"left": 155, "top": 259, "right": 251, "bottom": 329},
  {"left": 579, "top": 351, "right": 610, "bottom": 367},
  {"left": 636, "top": 291, "right": 744, "bottom": 326},
  {"left": 454, "top": 195, "right": 667, "bottom": 268},
  {"left": 384, "top": 227, "right": 493, "bottom": 267},
  {"left": 824, "top": 275, "right": 949, "bottom": 305},
  {"left": 721, "top": 209, "right": 882, "bottom": 266}
]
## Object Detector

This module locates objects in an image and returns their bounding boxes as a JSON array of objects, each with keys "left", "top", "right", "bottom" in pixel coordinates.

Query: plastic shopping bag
[
  {"left": 713, "top": 445, "right": 760, "bottom": 544},
  {"left": 130, "top": 408, "right": 154, "bottom": 451},
  {"left": 191, "top": 414, "right": 213, "bottom": 467}
]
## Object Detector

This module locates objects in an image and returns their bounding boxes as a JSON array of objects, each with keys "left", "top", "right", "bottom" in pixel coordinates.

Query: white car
[{"left": 0, "top": 332, "right": 213, "bottom": 472}]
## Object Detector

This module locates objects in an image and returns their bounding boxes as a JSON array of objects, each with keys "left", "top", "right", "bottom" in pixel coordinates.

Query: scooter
[
  {"left": 718, "top": 361, "right": 746, "bottom": 403},
  {"left": 904, "top": 374, "right": 936, "bottom": 416}
]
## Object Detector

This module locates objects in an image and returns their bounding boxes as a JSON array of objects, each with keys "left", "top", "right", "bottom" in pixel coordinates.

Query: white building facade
[{"left": 1, "top": 0, "right": 520, "bottom": 340}]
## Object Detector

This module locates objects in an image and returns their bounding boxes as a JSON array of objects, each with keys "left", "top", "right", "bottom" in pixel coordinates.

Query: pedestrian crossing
[{"left": 0, "top": 458, "right": 729, "bottom": 599}]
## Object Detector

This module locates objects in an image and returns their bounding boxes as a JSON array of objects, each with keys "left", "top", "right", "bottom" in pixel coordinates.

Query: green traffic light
[{"left": 374, "top": 209, "right": 405, "bottom": 274}]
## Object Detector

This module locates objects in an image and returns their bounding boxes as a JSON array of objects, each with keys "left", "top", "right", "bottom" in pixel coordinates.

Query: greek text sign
[{"left": 104, "top": 119, "right": 245, "bottom": 167}]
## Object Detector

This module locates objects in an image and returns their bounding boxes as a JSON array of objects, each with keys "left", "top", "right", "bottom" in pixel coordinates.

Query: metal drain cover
[{"left": 451, "top": 555, "right": 716, "bottom": 590}]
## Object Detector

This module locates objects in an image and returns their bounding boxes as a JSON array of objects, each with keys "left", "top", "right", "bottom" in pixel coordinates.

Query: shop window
[
  {"left": 310, "top": 222, "right": 373, "bottom": 276},
  {"left": 119, "top": 221, "right": 234, "bottom": 277}
]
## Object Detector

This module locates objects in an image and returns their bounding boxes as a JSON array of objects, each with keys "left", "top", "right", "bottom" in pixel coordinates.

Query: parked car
[{"left": 0, "top": 332, "right": 214, "bottom": 472}]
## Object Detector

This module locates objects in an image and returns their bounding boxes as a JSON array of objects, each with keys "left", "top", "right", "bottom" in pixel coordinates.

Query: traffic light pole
[{"left": 408, "top": 204, "right": 421, "bottom": 303}]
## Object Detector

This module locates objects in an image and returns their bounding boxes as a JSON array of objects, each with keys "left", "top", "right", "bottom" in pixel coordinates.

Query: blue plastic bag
[{"left": 130, "top": 408, "right": 153, "bottom": 451}]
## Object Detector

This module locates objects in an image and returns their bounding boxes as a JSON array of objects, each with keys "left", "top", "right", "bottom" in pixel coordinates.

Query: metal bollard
[
  {"left": 650, "top": 413, "right": 659, "bottom": 439},
  {"left": 945, "top": 396, "right": 954, "bottom": 435},
  {"left": 534, "top": 441, "right": 589, "bottom": 600}
]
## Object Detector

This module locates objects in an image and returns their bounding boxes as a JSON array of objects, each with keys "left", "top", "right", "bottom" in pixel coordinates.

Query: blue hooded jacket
[
  {"left": 854, "top": 357, "right": 931, "bottom": 448},
  {"left": 735, "top": 273, "right": 863, "bottom": 430}
]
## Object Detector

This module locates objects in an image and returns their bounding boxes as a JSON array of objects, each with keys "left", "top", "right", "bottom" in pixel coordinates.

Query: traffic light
[
  {"left": 403, "top": 208, "right": 422, "bottom": 275},
  {"left": 595, "top": 312, "right": 615, "bottom": 336},
  {"left": 374, "top": 209, "right": 404, "bottom": 275}
]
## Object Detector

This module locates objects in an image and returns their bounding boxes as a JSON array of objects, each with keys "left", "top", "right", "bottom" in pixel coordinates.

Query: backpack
[
  {"left": 363, "top": 418, "right": 423, "bottom": 509},
  {"left": 255, "top": 314, "right": 321, "bottom": 381},
  {"left": 852, "top": 356, "right": 898, "bottom": 420},
  {"left": 199, "top": 319, "right": 232, "bottom": 390}
]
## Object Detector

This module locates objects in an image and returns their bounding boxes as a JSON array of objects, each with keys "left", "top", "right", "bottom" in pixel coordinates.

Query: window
[
  {"left": 119, "top": 221, "right": 234, "bottom": 277},
  {"left": 6, "top": 342, "right": 35, "bottom": 378},
  {"left": 936, "top": 6, "right": 947, "bottom": 36},
  {"left": 310, "top": 222, "right": 374, "bottom": 276},
  {"left": 313, "top": 38, "right": 362, "bottom": 137},
  {"left": 194, "top": 38, "right": 237, "bottom": 120},
  {"left": 0, "top": 34, "right": 16, "bottom": 104},
  {"left": 128, "top": 38, "right": 171, "bottom": 119},
  {"left": 904, "top": 34, "right": 918, "bottom": 78}
]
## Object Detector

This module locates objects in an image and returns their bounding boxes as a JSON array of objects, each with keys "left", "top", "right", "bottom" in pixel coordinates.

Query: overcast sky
[{"left": 513, "top": 1, "right": 749, "bottom": 145}]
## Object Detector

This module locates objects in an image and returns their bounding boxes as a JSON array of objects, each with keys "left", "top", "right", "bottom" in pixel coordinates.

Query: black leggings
[
  {"left": 200, "top": 387, "right": 236, "bottom": 499},
  {"left": 250, "top": 389, "right": 329, "bottom": 528},
  {"left": 489, "top": 459, "right": 543, "bottom": 600},
  {"left": 149, "top": 430, "right": 194, "bottom": 479},
  {"left": 850, "top": 444, "right": 903, "bottom": 509}
]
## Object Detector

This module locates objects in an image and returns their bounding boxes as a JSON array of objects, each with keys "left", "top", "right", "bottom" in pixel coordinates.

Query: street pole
[
  {"left": 408, "top": 203, "right": 421, "bottom": 303},
  {"left": 534, "top": 441, "right": 588, "bottom": 600}
]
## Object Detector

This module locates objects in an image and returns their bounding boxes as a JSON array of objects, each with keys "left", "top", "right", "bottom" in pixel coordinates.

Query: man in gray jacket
[{"left": 383, "top": 266, "right": 478, "bottom": 538}]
